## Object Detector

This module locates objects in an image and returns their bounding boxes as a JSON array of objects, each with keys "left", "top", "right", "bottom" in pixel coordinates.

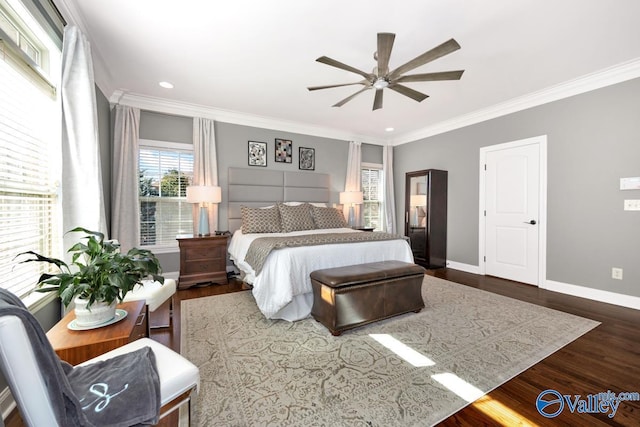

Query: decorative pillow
[
  {"left": 241, "top": 206, "right": 282, "bottom": 233},
  {"left": 311, "top": 205, "right": 348, "bottom": 229},
  {"left": 278, "top": 203, "right": 315, "bottom": 233}
]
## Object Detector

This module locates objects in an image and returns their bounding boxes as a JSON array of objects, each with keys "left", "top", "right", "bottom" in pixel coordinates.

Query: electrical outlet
[
  {"left": 612, "top": 267, "right": 623, "bottom": 280},
  {"left": 624, "top": 200, "right": 640, "bottom": 211}
]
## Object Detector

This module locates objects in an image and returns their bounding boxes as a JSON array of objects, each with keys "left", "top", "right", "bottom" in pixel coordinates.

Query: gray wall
[
  {"left": 394, "top": 77, "right": 640, "bottom": 297},
  {"left": 138, "top": 114, "right": 353, "bottom": 273}
]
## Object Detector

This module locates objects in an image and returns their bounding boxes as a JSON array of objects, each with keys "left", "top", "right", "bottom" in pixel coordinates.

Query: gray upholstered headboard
[{"left": 227, "top": 167, "right": 331, "bottom": 232}]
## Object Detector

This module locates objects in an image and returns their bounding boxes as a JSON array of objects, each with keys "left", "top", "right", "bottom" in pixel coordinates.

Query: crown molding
[
  {"left": 390, "top": 57, "right": 640, "bottom": 146},
  {"left": 53, "top": 0, "right": 117, "bottom": 97},
  {"left": 111, "top": 91, "right": 388, "bottom": 145}
]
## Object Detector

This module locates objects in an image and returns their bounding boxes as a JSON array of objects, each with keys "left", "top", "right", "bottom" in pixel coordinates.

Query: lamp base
[
  {"left": 198, "top": 206, "right": 210, "bottom": 236},
  {"left": 348, "top": 205, "right": 356, "bottom": 227}
]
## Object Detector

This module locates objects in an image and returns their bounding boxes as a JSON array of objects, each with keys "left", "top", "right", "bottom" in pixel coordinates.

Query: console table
[
  {"left": 177, "top": 235, "right": 229, "bottom": 289},
  {"left": 46, "top": 300, "right": 147, "bottom": 365}
]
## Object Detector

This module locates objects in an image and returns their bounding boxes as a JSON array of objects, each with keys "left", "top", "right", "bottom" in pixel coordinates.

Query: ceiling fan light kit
[{"left": 308, "top": 32, "right": 464, "bottom": 110}]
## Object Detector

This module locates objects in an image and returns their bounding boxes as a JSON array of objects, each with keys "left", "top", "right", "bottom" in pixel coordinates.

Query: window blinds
[
  {"left": 0, "top": 48, "right": 60, "bottom": 298},
  {"left": 139, "top": 146, "right": 194, "bottom": 246}
]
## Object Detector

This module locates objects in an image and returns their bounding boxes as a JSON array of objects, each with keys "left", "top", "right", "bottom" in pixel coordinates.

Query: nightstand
[
  {"left": 352, "top": 226, "right": 375, "bottom": 232},
  {"left": 46, "top": 300, "right": 147, "bottom": 365},
  {"left": 177, "top": 235, "right": 229, "bottom": 289}
]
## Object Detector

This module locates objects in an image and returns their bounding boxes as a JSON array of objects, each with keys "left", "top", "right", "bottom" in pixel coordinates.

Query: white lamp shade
[
  {"left": 186, "top": 185, "right": 221, "bottom": 204},
  {"left": 339, "top": 191, "right": 363, "bottom": 205},
  {"left": 410, "top": 194, "right": 427, "bottom": 207}
]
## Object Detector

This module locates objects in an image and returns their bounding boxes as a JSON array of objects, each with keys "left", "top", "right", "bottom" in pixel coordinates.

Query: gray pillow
[
  {"left": 311, "top": 205, "right": 348, "bottom": 229},
  {"left": 241, "top": 206, "right": 282, "bottom": 233},
  {"left": 278, "top": 203, "right": 315, "bottom": 233}
]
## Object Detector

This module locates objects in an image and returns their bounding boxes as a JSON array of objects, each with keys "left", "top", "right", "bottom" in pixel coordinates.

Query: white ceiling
[{"left": 56, "top": 0, "right": 640, "bottom": 144}]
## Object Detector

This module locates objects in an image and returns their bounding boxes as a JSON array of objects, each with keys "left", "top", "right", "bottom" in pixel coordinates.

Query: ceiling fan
[{"left": 308, "top": 33, "right": 464, "bottom": 111}]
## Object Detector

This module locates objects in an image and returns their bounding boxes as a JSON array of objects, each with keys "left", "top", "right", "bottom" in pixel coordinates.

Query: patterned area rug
[{"left": 181, "top": 276, "right": 599, "bottom": 426}]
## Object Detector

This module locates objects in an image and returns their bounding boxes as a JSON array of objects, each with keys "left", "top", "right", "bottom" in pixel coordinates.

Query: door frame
[{"left": 478, "top": 135, "right": 548, "bottom": 287}]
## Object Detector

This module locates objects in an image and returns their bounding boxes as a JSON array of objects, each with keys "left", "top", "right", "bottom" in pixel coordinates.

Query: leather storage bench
[{"left": 310, "top": 260, "right": 425, "bottom": 336}]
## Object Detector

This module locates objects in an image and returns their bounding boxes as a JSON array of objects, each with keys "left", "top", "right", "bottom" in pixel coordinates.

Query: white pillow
[{"left": 283, "top": 201, "right": 327, "bottom": 207}]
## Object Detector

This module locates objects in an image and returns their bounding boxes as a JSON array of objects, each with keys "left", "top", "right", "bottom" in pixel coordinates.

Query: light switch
[
  {"left": 624, "top": 200, "right": 640, "bottom": 211},
  {"left": 620, "top": 177, "right": 640, "bottom": 190}
]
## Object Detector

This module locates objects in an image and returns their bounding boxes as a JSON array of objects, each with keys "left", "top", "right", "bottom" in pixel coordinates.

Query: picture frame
[
  {"left": 275, "top": 138, "right": 292, "bottom": 163},
  {"left": 299, "top": 147, "right": 315, "bottom": 170},
  {"left": 248, "top": 141, "right": 267, "bottom": 167}
]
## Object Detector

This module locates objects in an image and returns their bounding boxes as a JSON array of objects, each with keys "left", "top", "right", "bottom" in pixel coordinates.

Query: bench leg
[{"left": 149, "top": 295, "right": 174, "bottom": 331}]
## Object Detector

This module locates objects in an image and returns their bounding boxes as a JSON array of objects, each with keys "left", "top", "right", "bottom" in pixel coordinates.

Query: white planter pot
[{"left": 73, "top": 297, "right": 117, "bottom": 327}]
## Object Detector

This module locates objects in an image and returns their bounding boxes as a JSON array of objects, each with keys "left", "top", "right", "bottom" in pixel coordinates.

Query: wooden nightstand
[
  {"left": 177, "top": 235, "right": 229, "bottom": 289},
  {"left": 46, "top": 300, "right": 147, "bottom": 365}
]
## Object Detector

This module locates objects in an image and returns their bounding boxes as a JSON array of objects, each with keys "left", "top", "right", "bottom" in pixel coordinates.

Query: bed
[{"left": 227, "top": 168, "right": 414, "bottom": 321}]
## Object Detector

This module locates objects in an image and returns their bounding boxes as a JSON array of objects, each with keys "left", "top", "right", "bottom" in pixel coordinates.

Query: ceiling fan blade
[
  {"left": 395, "top": 70, "right": 464, "bottom": 83},
  {"left": 388, "top": 84, "right": 429, "bottom": 102},
  {"left": 307, "top": 81, "right": 367, "bottom": 91},
  {"left": 373, "top": 89, "right": 384, "bottom": 110},
  {"left": 316, "top": 56, "right": 373, "bottom": 80},
  {"left": 388, "top": 38, "right": 461, "bottom": 80},
  {"left": 332, "top": 87, "right": 370, "bottom": 107},
  {"left": 376, "top": 32, "right": 395, "bottom": 76}
]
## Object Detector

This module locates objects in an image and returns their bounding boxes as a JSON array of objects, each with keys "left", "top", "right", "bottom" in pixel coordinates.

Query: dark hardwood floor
[
  {"left": 6, "top": 271, "right": 639, "bottom": 426},
  {"left": 428, "top": 269, "right": 640, "bottom": 426}
]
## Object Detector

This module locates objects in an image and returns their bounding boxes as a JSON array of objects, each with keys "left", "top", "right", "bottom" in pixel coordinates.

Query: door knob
[{"left": 524, "top": 220, "right": 537, "bottom": 225}]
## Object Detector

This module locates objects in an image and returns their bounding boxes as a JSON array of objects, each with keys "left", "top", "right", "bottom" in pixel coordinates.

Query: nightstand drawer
[
  {"left": 131, "top": 310, "right": 148, "bottom": 341},
  {"left": 183, "top": 258, "right": 225, "bottom": 275},
  {"left": 183, "top": 244, "right": 225, "bottom": 261}
]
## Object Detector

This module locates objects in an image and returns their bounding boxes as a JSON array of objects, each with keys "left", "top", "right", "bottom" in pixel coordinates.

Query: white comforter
[{"left": 228, "top": 228, "right": 414, "bottom": 321}]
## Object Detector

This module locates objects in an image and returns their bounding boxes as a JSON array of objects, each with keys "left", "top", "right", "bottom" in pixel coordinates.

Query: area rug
[{"left": 181, "top": 276, "right": 599, "bottom": 426}]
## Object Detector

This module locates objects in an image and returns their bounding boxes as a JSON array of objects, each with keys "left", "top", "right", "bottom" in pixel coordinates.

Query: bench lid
[{"left": 310, "top": 260, "right": 425, "bottom": 288}]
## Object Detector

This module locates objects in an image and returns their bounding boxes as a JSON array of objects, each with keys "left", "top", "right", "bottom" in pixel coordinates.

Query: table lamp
[
  {"left": 340, "top": 191, "right": 364, "bottom": 227},
  {"left": 186, "top": 185, "right": 221, "bottom": 236}
]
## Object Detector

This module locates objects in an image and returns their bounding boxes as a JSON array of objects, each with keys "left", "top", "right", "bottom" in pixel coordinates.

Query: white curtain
[
  {"left": 193, "top": 118, "right": 219, "bottom": 233},
  {"left": 111, "top": 105, "right": 141, "bottom": 252},
  {"left": 60, "top": 25, "right": 107, "bottom": 253},
  {"left": 383, "top": 145, "right": 396, "bottom": 233},
  {"left": 343, "top": 141, "right": 362, "bottom": 225}
]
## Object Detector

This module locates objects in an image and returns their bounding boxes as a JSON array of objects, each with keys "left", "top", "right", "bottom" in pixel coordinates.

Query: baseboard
[
  {"left": 1, "top": 386, "right": 16, "bottom": 424},
  {"left": 445, "top": 260, "right": 481, "bottom": 274},
  {"left": 443, "top": 263, "right": 640, "bottom": 311},
  {"left": 544, "top": 280, "right": 640, "bottom": 310}
]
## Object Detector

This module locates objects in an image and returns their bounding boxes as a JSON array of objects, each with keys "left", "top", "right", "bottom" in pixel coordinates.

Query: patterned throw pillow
[
  {"left": 311, "top": 205, "right": 348, "bottom": 229},
  {"left": 278, "top": 203, "right": 316, "bottom": 233},
  {"left": 241, "top": 206, "right": 282, "bottom": 233}
]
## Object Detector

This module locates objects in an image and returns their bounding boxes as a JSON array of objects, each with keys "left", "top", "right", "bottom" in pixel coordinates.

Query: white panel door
[{"left": 485, "top": 143, "right": 540, "bottom": 285}]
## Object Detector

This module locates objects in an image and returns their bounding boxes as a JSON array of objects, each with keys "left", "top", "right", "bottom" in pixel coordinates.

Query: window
[
  {"left": 0, "top": 0, "right": 61, "bottom": 300},
  {"left": 361, "top": 165, "right": 384, "bottom": 230},
  {"left": 138, "top": 140, "right": 194, "bottom": 248},
  {"left": 0, "top": 7, "right": 41, "bottom": 65}
]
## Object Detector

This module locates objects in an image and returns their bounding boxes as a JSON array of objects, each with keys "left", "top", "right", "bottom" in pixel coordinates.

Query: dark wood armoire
[{"left": 404, "top": 169, "right": 447, "bottom": 268}]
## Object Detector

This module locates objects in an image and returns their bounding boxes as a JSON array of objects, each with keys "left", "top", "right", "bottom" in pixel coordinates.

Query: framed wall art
[
  {"left": 248, "top": 141, "right": 267, "bottom": 167},
  {"left": 275, "top": 138, "right": 292, "bottom": 163},
  {"left": 299, "top": 147, "right": 315, "bottom": 171}
]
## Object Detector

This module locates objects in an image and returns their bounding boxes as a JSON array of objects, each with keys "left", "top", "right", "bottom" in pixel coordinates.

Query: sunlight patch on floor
[
  {"left": 472, "top": 395, "right": 540, "bottom": 426},
  {"left": 369, "top": 334, "right": 435, "bottom": 367},
  {"left": 432, "top": 372, "right": 484, "bottom": 402},
  {"left": 432, "top": 373, "right": 539, "bottom": 426}
]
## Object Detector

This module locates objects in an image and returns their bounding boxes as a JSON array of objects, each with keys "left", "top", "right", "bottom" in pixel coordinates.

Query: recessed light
[
  {"left": 159, "top": 81, "right": 174, "bottom": 89},
  {"left": 385, "top": 127, "right": 394, "bottom": 132}
]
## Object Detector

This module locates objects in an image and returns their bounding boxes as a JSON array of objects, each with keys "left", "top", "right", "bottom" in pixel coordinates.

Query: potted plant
[{"left": 18, "top": 227, "right": 164, "bottom": 327}]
